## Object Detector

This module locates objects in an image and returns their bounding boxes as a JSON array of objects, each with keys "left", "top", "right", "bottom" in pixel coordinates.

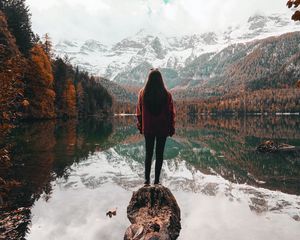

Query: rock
[
  {"left": 124, "top": 185, "right": 181, "bottom": 240},
  {"left": 256, "top": 140, "right": 296, "bottom": 153},
  {"left": 256, "top": 140, "right": 278, "bottom": 152}
]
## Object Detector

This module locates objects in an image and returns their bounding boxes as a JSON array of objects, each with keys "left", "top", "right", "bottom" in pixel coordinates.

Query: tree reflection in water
[
  {"left": 0, "top": 115, "right": 299, "bottom": 239},
  {"left": 0, "top": 118, "right": 114, "bottom": 239}
]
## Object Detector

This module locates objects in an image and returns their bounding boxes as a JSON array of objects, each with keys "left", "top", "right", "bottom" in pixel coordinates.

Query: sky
[{"left": 26, "top": 0, "right": 291, "bottom": 44}]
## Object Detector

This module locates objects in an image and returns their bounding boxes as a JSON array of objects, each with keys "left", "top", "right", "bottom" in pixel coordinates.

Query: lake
[{"left": 1, "top": 116, "right": 300, "bottom": 239}]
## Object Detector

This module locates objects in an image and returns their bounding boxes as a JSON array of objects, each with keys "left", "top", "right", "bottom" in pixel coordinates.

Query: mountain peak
[
  {"left": 135, "top": 28, "right": 153, "bottom": 37},
  {"left": 81, "top": 39, "right": 108, "bottom": 53},
  {"left": 248, "top": 14, "right": 267, "bottom": 23},
  {"left": 54, "top": 12, "right": 299, "bottom": 87}
]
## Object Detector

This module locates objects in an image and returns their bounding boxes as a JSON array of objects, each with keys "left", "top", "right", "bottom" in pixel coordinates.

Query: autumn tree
[
  {"left": 0, "top": 10, "right": 26, "bottom": 123},
  {"left": 0, "top": 0, "right": 113, "bottom": 121},
  {"left": 24, "top": 44, "right": 56, "bottom": 119},
  {"left": 287, "top": 0, "right": 300, "bottom": 20},
  {"left": 62, "top": 79, "right": 77, "bottom": 117},
  {"left": 0, "top": 0, "right": 34, "bottom": 55}
]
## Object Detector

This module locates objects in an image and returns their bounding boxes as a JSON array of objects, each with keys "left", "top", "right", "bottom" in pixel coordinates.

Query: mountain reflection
[
  {"left": 0, "top": 115, "right": 300, "bottom": 239},
  {"left": 176, "top": 115, "right": 300, "bottom": 194}
]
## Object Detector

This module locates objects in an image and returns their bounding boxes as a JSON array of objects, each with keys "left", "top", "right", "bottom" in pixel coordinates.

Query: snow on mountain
[{"left": 54, "top": 13, "right": 300, "bottom": 87}]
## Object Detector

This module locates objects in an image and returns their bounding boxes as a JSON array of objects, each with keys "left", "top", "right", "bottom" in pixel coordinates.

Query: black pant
[{"left": 144, "top": 135, "right": 167, "bottom": 183}]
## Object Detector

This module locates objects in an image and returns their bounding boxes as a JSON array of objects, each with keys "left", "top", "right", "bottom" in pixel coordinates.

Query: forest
[
  {"left": 0, "top": 0, "right": 113, "bottom": 124},
  {"left": 175, "top": 88, "right": 300, "bottom": 117},
  {"left": 0, "top": 2, "right": 112, "bottom": 236}
]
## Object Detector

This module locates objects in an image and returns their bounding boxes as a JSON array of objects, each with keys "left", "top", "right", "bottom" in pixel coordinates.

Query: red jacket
[{"left": 136, "top": 89, "right": 175, "bottom": 137}]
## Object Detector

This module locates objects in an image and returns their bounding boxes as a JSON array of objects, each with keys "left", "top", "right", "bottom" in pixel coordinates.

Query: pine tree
[
  {"left": 42, "top": 33, "right": 53, "bottom": 58},
  {"left": 74, "top": 66, "right": 80, "bottom": 86},
  {"left": 53, "top": 58, "right": 68, "bottom": 117},
  {"left": 0, "top": 0, "right": 34, "bottom": 55},
  {"left": 53, "top": 58, "right": 79, "bottom": 118}
]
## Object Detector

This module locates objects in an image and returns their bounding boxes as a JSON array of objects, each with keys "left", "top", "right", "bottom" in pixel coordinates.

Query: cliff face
[{"left": 0, "top": 10, "right": 26, "bottom": 123}]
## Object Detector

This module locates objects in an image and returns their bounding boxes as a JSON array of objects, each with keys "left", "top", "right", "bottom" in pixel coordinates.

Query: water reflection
[
  {"left": 1, "top": 119, "right": 115, "bottom": 239},
  {"left": 176, "top": 115, "right": 300, "bottom": 194},
  {"left": 0, "top": 116, "right": 300, "bottom": 239}
]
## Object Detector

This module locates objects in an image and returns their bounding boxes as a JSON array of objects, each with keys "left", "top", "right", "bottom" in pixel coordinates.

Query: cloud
[{"left": 26, "top": 0, "right": 289, "bottom": 44}]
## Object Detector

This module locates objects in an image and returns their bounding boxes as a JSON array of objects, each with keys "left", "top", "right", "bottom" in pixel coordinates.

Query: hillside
[
  {"left": 173, "top": 31, "right": 300, "bottom": 99},
  {"left": 97, "top": 78, "right": 137, "bottom": 104}
]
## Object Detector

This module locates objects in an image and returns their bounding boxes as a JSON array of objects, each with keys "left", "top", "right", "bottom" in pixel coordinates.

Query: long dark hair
[{"left": 143, "top": 69, "right": 168, "bottom": 116}]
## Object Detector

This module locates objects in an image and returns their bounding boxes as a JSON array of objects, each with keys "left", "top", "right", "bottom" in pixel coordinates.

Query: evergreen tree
[
  {"left": 42, "top": 33, "right": 53, "bottom": 58},
  {"left": 74, "top": 66, "right": 80, "bottom": 86},
  {"left": 53, "top": 58, "right": 68, "bottom": 116},
  {"left": 0, "top": 0, "right": 34, "bottom": 55}
]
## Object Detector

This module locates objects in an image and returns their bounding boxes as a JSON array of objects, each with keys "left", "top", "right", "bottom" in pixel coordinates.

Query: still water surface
[{"left": 2, "top": 116, "right": 300, "bottom": 239}]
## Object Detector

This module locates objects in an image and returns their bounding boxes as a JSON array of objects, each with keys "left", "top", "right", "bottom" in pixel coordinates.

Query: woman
[{"left": 136, "top": 69, "right": 175, "bottom": 185}]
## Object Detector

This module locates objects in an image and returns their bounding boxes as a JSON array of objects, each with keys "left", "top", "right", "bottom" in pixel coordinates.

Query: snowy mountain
[{"left": 54, "top": 13, "right": 300, "bottom": 89}]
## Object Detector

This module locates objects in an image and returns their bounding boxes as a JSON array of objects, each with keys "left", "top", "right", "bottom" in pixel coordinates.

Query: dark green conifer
[{"left": 0, "top": 0, "right": 34, "bottom": 55}]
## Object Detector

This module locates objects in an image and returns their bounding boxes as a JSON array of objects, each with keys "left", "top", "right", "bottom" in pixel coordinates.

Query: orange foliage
[
  {"left": 30, "top": 44, "right": 54, "bottom": 86},
  {"left": 1, "top": 9, "right": 112, "bottom": 123},
  {"left": 287, "top": 0, "right": 300, "bottom": 20},
  {"left": 62, "top": 79, "right": 77, "bottom": 117},
  {"left": 25, "top": 44, "right": 56, "bottom": 119},
  {"left": 114, "top": 102, "right": 136, "bottom": 114},
  {"left": 175, "top": 88, "right": 300, "bottom": 115},
  {"left": 0, "top": 11, "right": 26, "bottom": 122}
]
